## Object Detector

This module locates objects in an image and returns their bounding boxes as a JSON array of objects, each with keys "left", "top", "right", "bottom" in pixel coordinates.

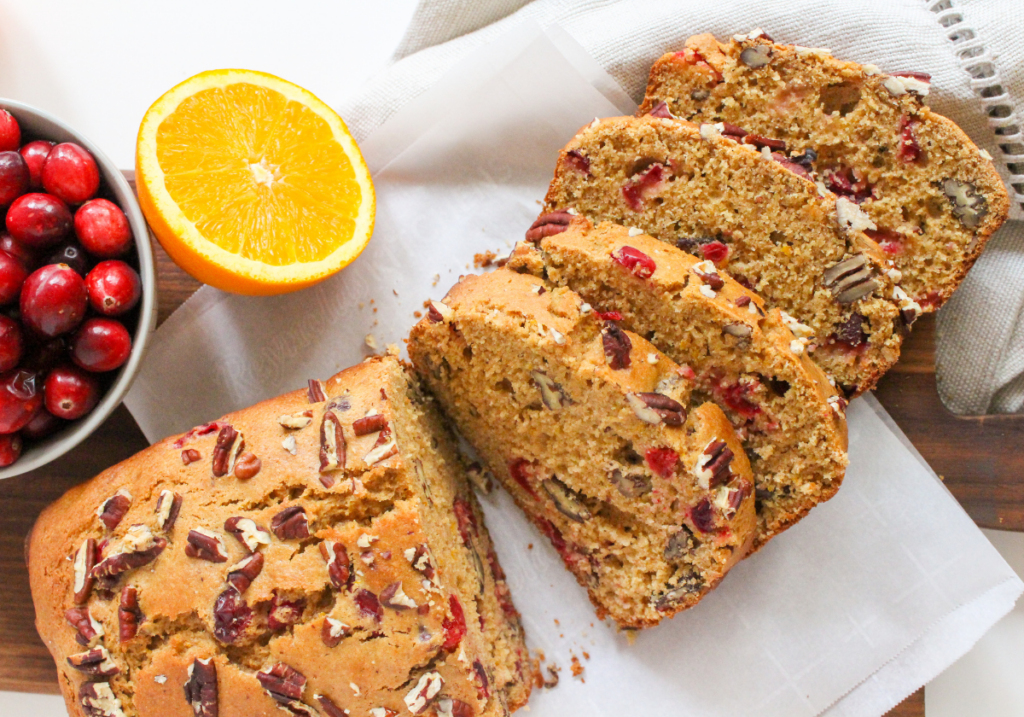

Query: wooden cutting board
[{"left": 1, "top": 242, "right": 1020, "bottom": 717}]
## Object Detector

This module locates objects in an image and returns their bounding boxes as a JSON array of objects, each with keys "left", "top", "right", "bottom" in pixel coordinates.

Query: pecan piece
[
  {"left": 272, "top": 506, "right": 310, "bottom": 540},
  {"left": 692, "top": 260, "right": 724, "bottom": 290},
  {"left": 404, "top": 671, "right": 445, "bottom": 715},
  {"left": 609, "top": 468, "right": 652, "bottom": 498},
  {"left": 427, "top": 300, "right": 453, "bottom": 323},
  {"left": 723, "top": 322, "right": 753, "bottom": 338},
  {"left": 213, "top": 586, "right": 252, "bottom": 643},
  {"left": 118, "top": 585, "right": 143, "bottom": 642},
  {"left": 268, "top": 594, "right": 306, "bottom": 631},
  {"left": 525, "top": 211, "right": 574, "bottom": 243},
  {"left": 211, "top": 425, "right": 244, "bottom": 478},
  {"left": 185, "top": 528, "right": 229, "bottom": 563},
  {"left": 694, "top": 440, "right": 735, "bottom": 490},
  {"left": 664, "top": 526, "right": 698, "bottom": 561},
  {"left": 319, "top": 410, "right": 346, "bottom": 480},
  {"left": 65, "top": 607, "right": 104, "bottom": 646},
  {"left": 315, "top": 695, "right": 348, "bottom": 717},
  {"left": 601, "top": 322, "right": 632, "bottom": 369},
  {"left": 835, "top": 312, "right": 868, "bottom": 348},
  {"left": 233, "top": 452, "right": 261, "bottom": 479},
  {"left": 68, "top": 646, "right": 119, "bottom": 677},
  {"left": 80, "top": 682, "right": 125, "bottom": 717},
  {"left": 739, "top": 45, "right": 771, "bottom": 68},
  {"left": 184, "top": 657, "right": 218, "bottom": 717},
  {"left": 436, "top": 699, "right": 474, "bottom": 717},
  {"left": 542, "top": 478, "right": 592, "bottom": 523},
  {"left": 472, "top": 660, "right": 491, "bottom": 700},
  {"left": 97, "top": 488, "right": 132, "bottom": 531},
  {"left": 354, "top": 589, "right": 383, "bottom": 622},
  {"left": 381, "top": 581, "right": 418, "bottom": 610},
  {"left": 224, "top": 517, "right": 271, "bottom": 552},
  {"left": 307, "top": 379, "right": 327, "bottom": 403},
  {"left": 531, "top": 369, "right": 571, "bottom": 409},
  {"left": 317, "top": 540, "right": 352, "bottom": 592},
  {"left": 72, "top": 538, "right": 96, "bottom": 604},
  {"left": 611, "top": 245, "right": 656, "bottom": 279},
  {"left": 626, "top": 392, "right": 686, "bottom": 426},
  {"left": 742, "top": 134, "right": 786, "bottom": 151},
  {"left": 406, "top": 545, "right": 436, "bottom": 582},
  {"left": 353, "top": 413, "right": 387, "bottom": 436},
  {"left": 92, "top": 525, "right": 167, "bottom": 588},
  {"left": 653, "top": 569, "right": 704, "bottom": 611},
  {"left": 155, "top": 489, "right": 183, "bottom": 532},
  {"left": 226, "top": 552, "right": 264, "bottom": 593},
  {"left": 182, "top": 448, "right": 201, "bottom": 465},
  {"left": 647, "top": 101, "right": 674, "bottom": 119},
  {"left": 942, "top": 178, "right": 988, "bottom": 229},
  {"left": 279, "top": 410, "right": 313, "bottom": 429},
  {"left": 321, "top": 617, "right": 351, "bottom": 648},
  {"left": 823, "top": 254, "right": 880, "bottom": 304},
  {"left": 257, "top": 662, "right": 307, "bottom": 703}
]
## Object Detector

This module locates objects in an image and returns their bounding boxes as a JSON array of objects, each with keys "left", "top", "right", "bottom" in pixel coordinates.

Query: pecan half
[
  {"left": 155, "top": 489, "right": 183, "bottom": 533},
  {"left": 942, "top": 178, "right": 988, "bottom": 229},
  {"left": 268, "top": 594, "right": 306, "bottom": 631},
  {"left": 72, "top": 538, "right": 96, "bottom": 604},
  {"left": 601, "top": 322, "right": 632, "bottom": 369},
  {"left": 258, "top": 663, "right": 307, "bottom": 703},
  {"left": 67, "top": 646, "right": 119, "bottom": 677},
  {"left": 185, "top": 528, "right": 229, "bottom": 563},
  {"left": 542, "top": 478, "right": 592, "bottom": 522},
  {"left": 233, "top": 452, "right": 261, "bottom": 480},
  {"left": 272, "top": 506, "right": 310, "bottom": 540},
  {"left": 664, "top": 526, "right": 698, "bottom": 561},
  {"left": 609, "top": 468, "right": 652, "bottom": 498},
  {"left": 739, "top": 45, "right": 771, "bottom": 68},
  {"left": 80, "top": 682, "right": 125, "bottom": 717},
  {"left": 353, "top": 413, "right": 387, "bottom": 436},
  {"left": 226, "top": 552, "right": 264, "bottom": 593},
  {"left": 404, "top": 671, "right": 445, "bottom": 715},
  {"left": 319, "top": 540, "right": 353, "bottom": 591},
  {"left": 92, "top": 526, "right": 167, "bottom": 588},
  {"left": 184, "top": 658, "right": 218, "bottom": 717},
  {"left": 626, "top": 392, "right": 686, "bottom": 426},
  {"left": 224, "top": 517, "right": 271, "bottom": 552},
  {"left": 279, "top": 410, "right": 313, "bottom": 429},
  {"left": 321, "top": 617, "right": 351, "bottom": 648},
  {"left": 354, "top": 589, "right": 383, "bottom": 622},
  {"left": 65, "top": 607, "right": 104, "bottom": 646},
  {"left": 213, "top": 587, "right": 252, "bottom": 643},
  {"left": 694, "top": 440, "right": 735, "bottom": 490},
  {"left": 381, "top": 581, "right": 418, "bottom": 610},
  {"left": 364, "top": 431, "right": 398, "bottom": 465},
  {"left": 118, "top": 586, "right": 143, "bottom": 642},
  {"left": 525, "top": 211, "right": 574, "bottom": 243},
  {"left": 211, "top": 425, "right": 244, "bottom": 478},
  {"left": 97, "top": 489, "right": 132, "bottom": 531},
  {"left": 307, "top": 379, "right": 327, "bottom": 403},
  {"left": 319, "top": 410, "right": 346, "bottom": 480},
  {"left": 823, "top": 254, "right": 880, "bottom": 304},
  {"left": 531, "top": 370, "right": 570, "bottom": 409}
]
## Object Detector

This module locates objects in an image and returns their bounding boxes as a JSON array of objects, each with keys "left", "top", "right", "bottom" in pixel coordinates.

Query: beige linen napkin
[{"left": 345, "top": 0, "right": 1024, "bottom": 414}]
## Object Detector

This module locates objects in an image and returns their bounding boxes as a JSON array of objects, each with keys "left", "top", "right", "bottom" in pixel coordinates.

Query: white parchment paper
[{"left": 125, "top": 24, "right": 1023, "bottom": 717}]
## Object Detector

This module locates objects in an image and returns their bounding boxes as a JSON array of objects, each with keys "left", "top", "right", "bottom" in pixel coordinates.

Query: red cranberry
[
  {"left": 19, "top": 141, "right": 54, "bottom": 190},
  {"left": 0, "top": 315, "right": 23, "bottom": 372},
  {"left": 71, "top": 318, "right": 131, "bottom": 372},
  {"left": 42, "top": 143, "right": 99, "bottom": 205},
  {"left": 0, "top": 369, "right": 42, "bottom": 434},
  {"left": 6, "top": 193, "right": 73, "bottom": 249},
  {"left": 44, "top": 364, "right": 100, "bottom": 420},
  {"left": 0, "top": 250, "right": 28, "bottom": 305},
  {"left": 0, "top": 233, "right": 38, "bottom": 270},
  {"left": 0, "top": 151, "right": 30, "bottom": 206},
  {"left": 20, "top": 264, "right": 87, "bottom": 337},
  {"left": 441, "top": 595, "right": 467, "bottom": 651},
  {"left": 0, "top": 432, "right": 22, "bottom": 466},
  {"left": 45, "top": 241, "right": 90, "bottom": 276},
  {"left": 700, "top": 241, "right": 729, "bottom": 264},
  {"left": 21, "top": 406, "right": 63, "bottom": 440},
  {"left": 74, "top": 199, "right": 132, "bottom": 258},
  {"left": 86, "top": 261, "right": 140, "bottom": 316},
  {"left": 0, "top": 110, "right": 19, "bottom": 152},
  {"left": 611, "top": 245, "right": 656, "bottom": 279}
]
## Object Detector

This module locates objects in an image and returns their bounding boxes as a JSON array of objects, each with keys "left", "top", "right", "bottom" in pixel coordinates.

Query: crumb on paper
[
  {"left": 570, "top": 654, "right": 584, "bottom": 681},
  {"left": 413, "top": 310, "right": 422, "bottom": 318},
  {"left": 433, "top": 274, "right": 440, "bottom": 285},
  {"left": 554, "top": 619, "right": 560, "bottom": 626},
  {"left": 474, "top": 250, "right": 498, "bottom": 268},
  {"left": 358, "top": 302, "right": 365, "bottom": 309},
  {"left": 623, "top": 628, "right": 638, "bottom": 645},
  {"left": 527, "top": 543, "right": 533, "bottom": 550},
  {"left": 393, "top": 289, "right": 399, "bottom": 296},
  {"left": 364, "top": 333, "right": 379, "bottom": 352},
  {"left": 543, "top": 663, "right": 561, "bottom": 689},
  {"left": 583, "top": 651, "right": 590, "bottom": 660}
]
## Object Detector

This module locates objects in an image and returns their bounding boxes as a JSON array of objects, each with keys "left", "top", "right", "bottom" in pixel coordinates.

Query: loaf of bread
[
  {"left": 639, "top": 30, "right": 1010, "bottom": 312},
  {"left": 28, "top": 356, "right": 531, "bottom": 717},
  {"left": 507, "top": 216, "right": 848, "bottom": 549},
  {"left": 409, "top": 269, "right": 757, "bottom": 628},
  {"left": 540, "top": 114, "right": 913, "bottom": 396}
]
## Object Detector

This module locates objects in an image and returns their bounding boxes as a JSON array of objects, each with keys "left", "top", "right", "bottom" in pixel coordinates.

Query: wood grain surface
[{"left": 0, "top": 242, "right": 1019, "bottom": 717}]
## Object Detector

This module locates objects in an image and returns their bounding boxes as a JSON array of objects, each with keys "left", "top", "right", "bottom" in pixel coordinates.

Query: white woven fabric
[{"left": 342, "top": 0, "right": 1024, "bottom": 414}]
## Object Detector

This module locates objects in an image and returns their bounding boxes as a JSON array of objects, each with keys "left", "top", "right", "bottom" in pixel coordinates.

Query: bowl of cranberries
[{"left": 0, "top": 100, "right": 156, "bottom": 476}]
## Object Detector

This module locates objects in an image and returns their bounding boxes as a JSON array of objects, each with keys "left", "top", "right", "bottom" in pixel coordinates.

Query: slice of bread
[
  {"left": 409, "top": 269, "right": 757, "bottom": 628},
  {"left": 541, "top": 114, "right": 914, "bottom": 396},
  {"left": 639, "top": 31, "right": 1010, "bottom": 312},
  {"left": 508, "top": 216, "right": 848, "bottom": 549},
  {"left": 28, "top": 355, "right": 530, "bottom": 717}
]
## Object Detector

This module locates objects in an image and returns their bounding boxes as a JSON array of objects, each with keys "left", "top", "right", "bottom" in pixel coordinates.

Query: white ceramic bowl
[{"left": 0, "top": 99, "right": 157, "bottom": 479}]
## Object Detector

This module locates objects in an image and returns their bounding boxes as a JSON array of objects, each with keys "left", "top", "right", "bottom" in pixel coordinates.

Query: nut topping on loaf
[{"left": 29, "top": 356, "right": 531, "bottom": 717}]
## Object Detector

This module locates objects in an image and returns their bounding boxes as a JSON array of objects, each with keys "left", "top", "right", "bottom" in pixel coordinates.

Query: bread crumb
[
  {"left": 583, "top": 651, "right": 590, "bottom": 660},
  {"left": 432, "top": 274, "right": 440, "bottom": 285},
  {"left": 570, "top": 654, "right": 584, "bottom": 679},
  {"left": 543, "top": 663, "right": 560, "bottom": 688},
  {"left": 527, "top": 543, "right": 533, "bottom": 550},
  {"left": 474, "top": 250, "right": 497, "bottom": 268},
  {"left": 364, "top": 334, "right": 379, "bottom": 351},
  {"left": 393, "top": 289, "right": 399, "bottom": 296},
  {"left": 413, "top": 311, "right": 422, "bottom": 318}
]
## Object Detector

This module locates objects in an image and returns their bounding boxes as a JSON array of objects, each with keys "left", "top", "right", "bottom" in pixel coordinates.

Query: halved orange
[{"left": 136, "top": 69, "right": 375, "bottom": 295}]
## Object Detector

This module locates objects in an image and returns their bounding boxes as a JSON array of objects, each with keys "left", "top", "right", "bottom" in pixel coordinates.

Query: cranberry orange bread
[
  {"left": 28, "top": 355, "right": 530, "bottom": 717},
  {"left": 508, "top": 216, "right": 848, "bottom": 548},
  {"left": 541, "top": 114, "right": 915, "bottom": 396},
  {"left": 639, "top": 30, "right": 1011, "bottom": 312},
  {"left": 408, "top": 269, "right": 757, "bottom": 628}
]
